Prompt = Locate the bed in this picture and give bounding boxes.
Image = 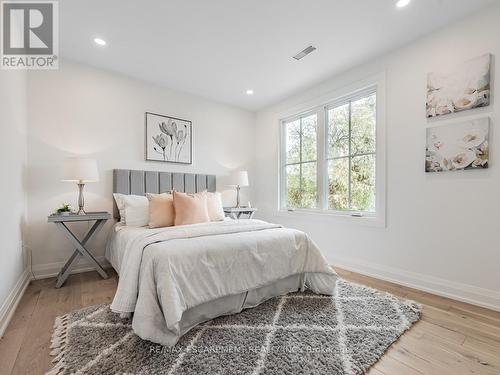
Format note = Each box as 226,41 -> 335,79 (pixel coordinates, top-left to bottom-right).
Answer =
106,169 -> 338,346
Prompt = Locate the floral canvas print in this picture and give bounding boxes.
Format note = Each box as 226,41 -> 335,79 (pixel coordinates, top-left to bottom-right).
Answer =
145,112 -> 192,164
426,118 -> 489,173
426,54 -> 491,118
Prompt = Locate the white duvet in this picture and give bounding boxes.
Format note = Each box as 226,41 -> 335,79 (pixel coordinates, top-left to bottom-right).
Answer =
109,219 -> 337,346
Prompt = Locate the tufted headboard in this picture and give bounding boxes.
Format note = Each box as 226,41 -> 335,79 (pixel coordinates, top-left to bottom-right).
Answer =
113,169 -> 216,218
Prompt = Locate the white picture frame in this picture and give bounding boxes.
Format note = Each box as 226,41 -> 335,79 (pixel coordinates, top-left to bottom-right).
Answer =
145,112 -> 192,164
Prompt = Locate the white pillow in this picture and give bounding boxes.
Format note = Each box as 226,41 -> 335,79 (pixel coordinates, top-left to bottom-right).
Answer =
113,193 -> 149,227
113,193 -> 126,224
205,191 -> 225,221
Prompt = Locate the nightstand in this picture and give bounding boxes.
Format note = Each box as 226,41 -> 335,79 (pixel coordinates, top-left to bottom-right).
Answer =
48,212 -> 110,288
223,207 -> 257,219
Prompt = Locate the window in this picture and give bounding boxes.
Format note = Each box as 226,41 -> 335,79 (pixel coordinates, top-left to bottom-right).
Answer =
327,92 -> 376,212
283,113 -> 318,209
280,84 -> 383,220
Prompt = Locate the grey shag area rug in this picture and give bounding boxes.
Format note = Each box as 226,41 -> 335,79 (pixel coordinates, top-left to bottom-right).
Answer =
47,279 -> 420,375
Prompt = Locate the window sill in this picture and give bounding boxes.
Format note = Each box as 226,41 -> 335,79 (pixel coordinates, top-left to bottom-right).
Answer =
274,209 -> 386,228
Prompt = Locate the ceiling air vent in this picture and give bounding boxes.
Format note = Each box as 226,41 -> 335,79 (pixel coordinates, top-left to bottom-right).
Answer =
292,45 -> 317,60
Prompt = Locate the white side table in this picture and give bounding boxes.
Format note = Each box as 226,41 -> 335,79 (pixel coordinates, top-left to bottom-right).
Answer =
223,207 -> 257,220
48,212 -> 110,288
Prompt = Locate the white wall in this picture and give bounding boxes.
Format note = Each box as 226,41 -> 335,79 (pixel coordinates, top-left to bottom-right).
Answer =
254,4 -> 500,310
26,61 -> 256,276
0,67 -> 28,329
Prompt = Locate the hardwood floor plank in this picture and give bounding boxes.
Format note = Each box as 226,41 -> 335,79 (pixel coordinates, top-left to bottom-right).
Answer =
0,327 -> 26,375
462,336 -> 500,362
384,343 -> 456,375
447,305 -> 500,328
373,353 -> 425,375
10,274 -> 83,375
408,320 -> 466,346
4,282 -> 41,334
0,279 -> 43,375
398,333 -> 500,375
80,270 -> 117,307
366,367 -> 386,375
403,290 -> 453,312
422,305 -> 500,345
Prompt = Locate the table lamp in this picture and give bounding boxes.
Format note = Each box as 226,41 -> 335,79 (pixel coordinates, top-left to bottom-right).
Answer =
228,170 -> 249,208
62,158 -> 99,215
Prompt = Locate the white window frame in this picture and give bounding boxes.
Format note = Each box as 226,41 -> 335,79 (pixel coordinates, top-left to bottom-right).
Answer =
278,73 -> 386,227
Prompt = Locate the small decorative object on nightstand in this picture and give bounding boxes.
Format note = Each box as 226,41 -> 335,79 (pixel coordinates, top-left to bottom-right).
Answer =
62,157 -> 99,215
227,170 -> 249,208
48,211 -> 110,288
55,202 -> 73,216
223,206 -> 257,220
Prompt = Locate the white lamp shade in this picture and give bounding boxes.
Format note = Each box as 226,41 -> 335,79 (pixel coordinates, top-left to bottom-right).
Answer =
62,158 -> 99,182
228,170 -> 249,187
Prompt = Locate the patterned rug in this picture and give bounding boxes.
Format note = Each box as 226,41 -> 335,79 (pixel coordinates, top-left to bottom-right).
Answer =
47,279 -> 420,375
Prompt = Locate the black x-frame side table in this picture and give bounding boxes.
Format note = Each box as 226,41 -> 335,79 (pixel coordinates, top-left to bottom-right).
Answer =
48,212 -> 110,288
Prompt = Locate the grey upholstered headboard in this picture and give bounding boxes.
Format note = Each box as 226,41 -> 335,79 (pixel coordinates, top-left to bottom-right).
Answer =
113,169 -> 216,218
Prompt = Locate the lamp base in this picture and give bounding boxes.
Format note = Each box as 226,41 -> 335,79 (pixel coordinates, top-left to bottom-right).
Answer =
235,185 -> 241,208
77,183 -> 86,215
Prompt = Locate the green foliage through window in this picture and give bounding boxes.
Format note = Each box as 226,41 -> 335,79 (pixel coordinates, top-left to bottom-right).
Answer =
284,114 -> 317,209
328,94 -> 376,212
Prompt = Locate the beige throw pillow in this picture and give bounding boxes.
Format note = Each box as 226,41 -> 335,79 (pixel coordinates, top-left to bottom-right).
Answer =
173,190 -> 210,226
146,192 -> 175,228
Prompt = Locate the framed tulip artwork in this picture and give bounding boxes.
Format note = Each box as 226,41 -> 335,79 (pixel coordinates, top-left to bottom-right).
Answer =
425,117 -> 489,173
145,112 -> 192,164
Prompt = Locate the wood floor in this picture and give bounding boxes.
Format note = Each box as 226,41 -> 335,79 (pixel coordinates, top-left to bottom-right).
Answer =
0,268 -> 499,375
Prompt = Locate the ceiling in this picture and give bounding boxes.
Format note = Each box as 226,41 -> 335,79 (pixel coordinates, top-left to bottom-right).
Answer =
60,0 -> 496,111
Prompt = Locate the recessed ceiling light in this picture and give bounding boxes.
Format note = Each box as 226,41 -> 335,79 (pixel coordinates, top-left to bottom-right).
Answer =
246,89 -> 254,95
396,0 -> 411,8
94,38 -> 107,46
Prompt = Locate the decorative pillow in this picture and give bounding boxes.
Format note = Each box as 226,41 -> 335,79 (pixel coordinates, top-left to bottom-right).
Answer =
112,193 -> 126,224
146,192 -> 175,228
112,193 -> 149,227
205,191 -> 225,221
173,190 -> 210,226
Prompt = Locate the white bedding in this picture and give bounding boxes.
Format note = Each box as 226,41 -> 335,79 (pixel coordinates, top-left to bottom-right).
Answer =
106,219 -> 337,346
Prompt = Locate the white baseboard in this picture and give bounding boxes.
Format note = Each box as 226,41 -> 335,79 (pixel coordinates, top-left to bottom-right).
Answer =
32,256 -> 111,280
331,255 -> 500,312
0,269 -> 31,338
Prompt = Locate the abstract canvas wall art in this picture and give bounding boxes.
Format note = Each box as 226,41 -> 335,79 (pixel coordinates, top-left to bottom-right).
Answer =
145,112 -> 192,164
426,54 -> 491,118
425,118 -> 489,173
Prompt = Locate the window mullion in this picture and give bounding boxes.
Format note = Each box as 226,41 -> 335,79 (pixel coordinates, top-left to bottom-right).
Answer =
348,101 -> 352,209
280,121 -> 286,210
317,108 -> 326,210
299,117 -> 303,207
